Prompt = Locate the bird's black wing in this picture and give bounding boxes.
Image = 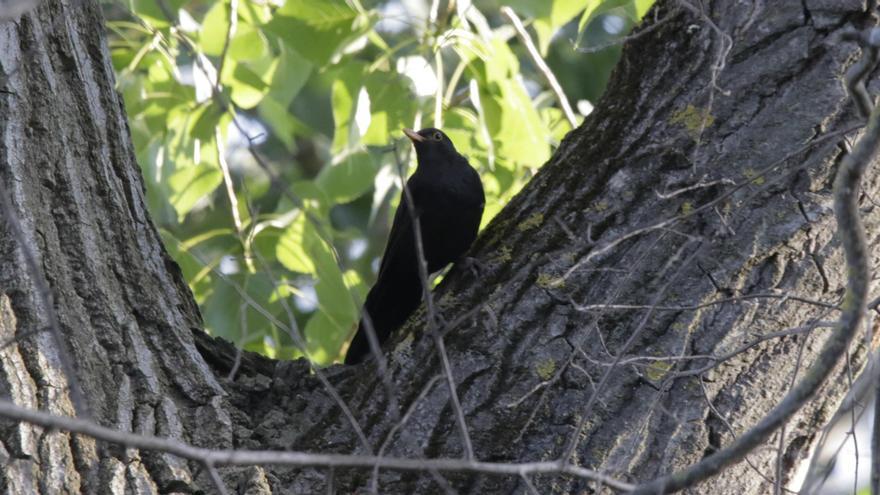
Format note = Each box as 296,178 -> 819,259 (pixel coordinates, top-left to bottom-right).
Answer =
344,181 -> 424,364
376,189 -> 418,281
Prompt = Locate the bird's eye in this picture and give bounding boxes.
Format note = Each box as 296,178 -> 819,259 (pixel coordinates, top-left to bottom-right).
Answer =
433,132 -> 442,141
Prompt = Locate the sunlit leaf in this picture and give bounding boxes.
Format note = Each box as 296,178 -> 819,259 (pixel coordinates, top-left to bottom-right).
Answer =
128,0 -> 186,28
635,0 -> 654,17
228,56 -> 279,109
229,23 -> 268,62
276,214 -> 316,274
578,0 -> 631,33
331,63 -> 417,151
264,0 -> 368,65
266,43 -> 312,106
167,140 -> 223,221
316,151 -> 379,204
304,311 -> 350,364
462,43 -> 546,181
200,1 -> 230,56
506,0 -> 593,54
258,96 -> 309,150
202,272 -> 288,346
275,211 -> 358,363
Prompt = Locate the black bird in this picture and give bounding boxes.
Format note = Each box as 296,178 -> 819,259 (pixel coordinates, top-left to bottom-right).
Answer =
344,128 -> 484,365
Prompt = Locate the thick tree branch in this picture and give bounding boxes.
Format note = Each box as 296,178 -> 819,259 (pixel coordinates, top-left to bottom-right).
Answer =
633,26 -> 880,494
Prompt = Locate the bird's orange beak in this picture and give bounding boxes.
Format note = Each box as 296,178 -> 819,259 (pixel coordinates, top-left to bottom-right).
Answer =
403,128 -> 424,143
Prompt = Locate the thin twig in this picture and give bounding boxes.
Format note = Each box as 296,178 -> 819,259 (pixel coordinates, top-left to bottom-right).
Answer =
575,6 -> 680,54
215,127 -> 243,235
434,50 -> 444,128
674,318 -> 834,379
501,6 -> 578,127
215,0 -> 237,85
654,178 -> 736,199
698,376 -> 781,488
371,375 -> 445,493
774,329 -> 809,495
559,124 -> 860,284
560,241 -> 701,463
570,292 -> 839,313
429,469 -> 458,495
0,398 -> 634,490
205,462 -> 230,495
872,369 -> 880,493
393,144 -> 475,461
179,244 -> 374,454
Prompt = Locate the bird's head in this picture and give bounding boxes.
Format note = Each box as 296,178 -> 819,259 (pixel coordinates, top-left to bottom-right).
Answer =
403,127 -> 459,163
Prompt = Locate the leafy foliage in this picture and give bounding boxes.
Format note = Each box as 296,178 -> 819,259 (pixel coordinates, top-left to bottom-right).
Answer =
104,0 -> 651,365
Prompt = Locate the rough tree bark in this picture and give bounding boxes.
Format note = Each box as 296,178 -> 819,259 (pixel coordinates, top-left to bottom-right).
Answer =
1,0 -> 879,493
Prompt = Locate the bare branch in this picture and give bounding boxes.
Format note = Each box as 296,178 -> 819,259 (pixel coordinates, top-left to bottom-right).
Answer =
176,244 -> 374,454
501,6 -> 578,128
872,358 -> 880,493
570,292 -> 839,313
205,462 -> 230,495
371,375 -> 445,493
560,240 -> 702,463
0,399 -> 634,491
392,144 -> 475,461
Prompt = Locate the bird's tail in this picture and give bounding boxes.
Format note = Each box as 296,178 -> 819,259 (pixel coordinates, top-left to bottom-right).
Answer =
344,272 -> 423,364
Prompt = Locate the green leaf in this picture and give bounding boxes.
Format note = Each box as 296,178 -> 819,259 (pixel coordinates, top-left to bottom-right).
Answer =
251,44 -> 312,151
200,1 -> 231,56
312,262 -> 357,358
202,7 -> 269,60
168,162 -> 223,221
228,56 -> 279,109
266,44 -> 312,106
443,107 -> 489,166
316,151 -> 378,203
190,103 -> 224,141
506,0 -> 593,54
329,63 -> 363,152
258,97 -> 309,150
635,0 -> 654,17
160,230 -> 210,304
578,0 -> 631,32
128,0 -> 186,28
288,180 -> 331,217
481,37 -> 519,83
361,72 -> 416,146
275,212 -> 358,362
264,0 -> 366,65
167,140 -> 223,221
202,272 -> 288,346
574,0 -> 655,49
229,23 -> 268,62
576,0 -> 645,48
304,311 -> 351,365
541,106 -> 574,143
330,64 -> 417,152
482,79 -> 551,169
276,214 -> 316,274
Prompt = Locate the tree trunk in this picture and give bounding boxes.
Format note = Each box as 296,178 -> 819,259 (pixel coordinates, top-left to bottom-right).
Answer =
1,0 -> 878,493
